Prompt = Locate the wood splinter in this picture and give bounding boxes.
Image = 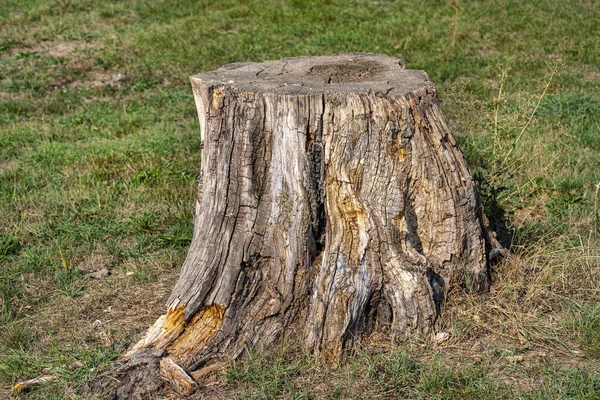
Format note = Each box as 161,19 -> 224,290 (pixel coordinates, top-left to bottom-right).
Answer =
9,375 -> 56,396
159,358 -> 198,395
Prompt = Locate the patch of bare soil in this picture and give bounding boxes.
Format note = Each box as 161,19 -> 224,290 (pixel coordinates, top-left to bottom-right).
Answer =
76,252 -> 115,274
2,39 -> 130,90
0,89 -> 28,103
1,40 -> 90,60
68,69 -> 126,90
0,160 -> 19,175
33,41 -> 91,59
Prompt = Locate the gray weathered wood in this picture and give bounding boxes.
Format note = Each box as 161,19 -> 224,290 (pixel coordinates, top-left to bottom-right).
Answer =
115,53 -> 502,397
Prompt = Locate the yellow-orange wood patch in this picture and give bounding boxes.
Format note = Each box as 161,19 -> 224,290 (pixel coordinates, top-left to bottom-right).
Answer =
167,304 -> 225,362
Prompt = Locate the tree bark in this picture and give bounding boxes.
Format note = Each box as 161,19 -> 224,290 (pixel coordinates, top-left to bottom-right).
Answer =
115,53 -> 502,398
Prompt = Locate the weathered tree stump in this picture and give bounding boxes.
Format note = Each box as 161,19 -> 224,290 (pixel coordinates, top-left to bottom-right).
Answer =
115,53 -> 502,398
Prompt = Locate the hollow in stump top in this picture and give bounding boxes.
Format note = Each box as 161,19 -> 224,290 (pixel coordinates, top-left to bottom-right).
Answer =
191,53 -> 432,97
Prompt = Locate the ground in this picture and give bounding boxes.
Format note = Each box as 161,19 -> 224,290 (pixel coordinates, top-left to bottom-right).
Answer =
0,0 -> 599,399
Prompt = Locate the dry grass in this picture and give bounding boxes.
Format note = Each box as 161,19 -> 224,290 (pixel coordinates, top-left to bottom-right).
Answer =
448,234 -> 600,349
0,254 -> 181,399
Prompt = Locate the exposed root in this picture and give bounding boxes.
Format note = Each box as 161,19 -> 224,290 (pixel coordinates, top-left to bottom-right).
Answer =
116,304 -> 225,397
113,350 -> 164,400
190,362 -> 225,382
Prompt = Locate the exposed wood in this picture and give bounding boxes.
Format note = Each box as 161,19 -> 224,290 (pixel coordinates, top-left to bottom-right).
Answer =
121,304 -> 224,362
9,375 -> 55,395
189,362 -> 224,382
116,53 -> 503,396
159,357 -> 198,395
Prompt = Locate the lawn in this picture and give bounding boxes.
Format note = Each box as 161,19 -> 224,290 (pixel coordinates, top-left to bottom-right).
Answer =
0,0 -> 599,398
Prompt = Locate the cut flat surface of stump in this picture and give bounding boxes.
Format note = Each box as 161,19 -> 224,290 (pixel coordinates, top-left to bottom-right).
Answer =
115,53 -> 501,398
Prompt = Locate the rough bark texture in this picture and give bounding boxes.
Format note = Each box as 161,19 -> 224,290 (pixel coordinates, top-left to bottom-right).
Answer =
115,53 -> 502,398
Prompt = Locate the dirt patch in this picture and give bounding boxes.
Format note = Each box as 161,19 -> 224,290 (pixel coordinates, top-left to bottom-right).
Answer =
76,251 -> 115,274
0,160 -> 19,175
584,70 -> 600,83
18,266 -> 180,391
0,39 -> 122,90
2,39 -> 135,91
67,69 -> 130,90
1,40 -> 91,60
0,90 -> 28,103
36,41 -> 90,59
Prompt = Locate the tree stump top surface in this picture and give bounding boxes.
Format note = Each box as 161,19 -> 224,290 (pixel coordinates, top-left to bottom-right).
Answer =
191,53 -> 432,96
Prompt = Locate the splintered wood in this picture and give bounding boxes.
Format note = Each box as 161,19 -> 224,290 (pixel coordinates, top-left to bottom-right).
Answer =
10,375 -> 56,395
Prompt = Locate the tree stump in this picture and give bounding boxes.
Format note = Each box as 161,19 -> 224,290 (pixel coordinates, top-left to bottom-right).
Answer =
115,53 -> 502,398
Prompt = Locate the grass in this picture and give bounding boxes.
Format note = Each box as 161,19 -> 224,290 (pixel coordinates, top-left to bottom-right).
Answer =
0,0 -> 599,398
221,344 -> 600,399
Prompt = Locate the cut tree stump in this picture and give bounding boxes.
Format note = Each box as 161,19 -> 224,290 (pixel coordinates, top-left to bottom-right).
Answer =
115,53 -> 504,398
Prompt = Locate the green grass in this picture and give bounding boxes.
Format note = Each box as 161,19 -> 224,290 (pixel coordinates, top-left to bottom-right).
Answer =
569,305 -> 600,359
224,345 -> 600,399
0,0 -> 599,398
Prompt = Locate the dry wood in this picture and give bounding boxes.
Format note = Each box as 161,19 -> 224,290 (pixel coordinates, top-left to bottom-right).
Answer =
115,53 -> 503,397
189,362 -> 224,382
159,357 -> 198,395
9,375 -> 55,395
